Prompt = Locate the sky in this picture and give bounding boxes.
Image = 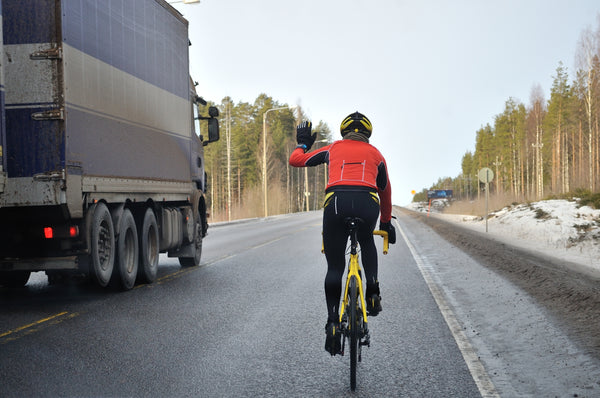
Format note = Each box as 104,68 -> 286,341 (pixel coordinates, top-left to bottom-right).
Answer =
171,0 -> 600,206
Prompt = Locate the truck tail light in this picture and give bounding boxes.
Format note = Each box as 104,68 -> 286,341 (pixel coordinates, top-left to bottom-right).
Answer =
44,227 -> 54,239
43,226 -> 79,239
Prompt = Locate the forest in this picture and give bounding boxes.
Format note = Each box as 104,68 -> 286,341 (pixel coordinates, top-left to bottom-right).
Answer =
201,94 -> 333,222
205,20 -> 600,221
415,20 -> 600,210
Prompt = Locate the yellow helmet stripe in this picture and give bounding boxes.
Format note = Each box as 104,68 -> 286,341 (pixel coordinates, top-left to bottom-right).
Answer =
340,117 -> 354,131
360,119 -> 372,131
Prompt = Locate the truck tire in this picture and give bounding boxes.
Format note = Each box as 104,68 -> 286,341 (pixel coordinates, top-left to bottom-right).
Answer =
112,209 -> 139,291
89,203 -> 115,288
0,271 -> 31,288
137,207 -> 159,283
178,215 -> 202,267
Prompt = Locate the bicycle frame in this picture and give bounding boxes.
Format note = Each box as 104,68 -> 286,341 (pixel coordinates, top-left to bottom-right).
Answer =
320,227 -> 389,325
340,249 -> 367,325
338,229 -> 388,325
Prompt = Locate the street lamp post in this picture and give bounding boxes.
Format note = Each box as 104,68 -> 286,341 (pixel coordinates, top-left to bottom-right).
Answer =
262,106 -> 293,217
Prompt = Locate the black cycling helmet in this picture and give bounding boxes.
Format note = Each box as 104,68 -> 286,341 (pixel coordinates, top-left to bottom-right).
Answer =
340,112 -> 373,137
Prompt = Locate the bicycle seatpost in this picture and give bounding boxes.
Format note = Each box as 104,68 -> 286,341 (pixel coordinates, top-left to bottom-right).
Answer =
345,217 -> 360,255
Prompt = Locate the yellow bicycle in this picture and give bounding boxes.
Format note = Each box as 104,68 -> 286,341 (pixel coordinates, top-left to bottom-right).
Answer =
322,217 -> 389,391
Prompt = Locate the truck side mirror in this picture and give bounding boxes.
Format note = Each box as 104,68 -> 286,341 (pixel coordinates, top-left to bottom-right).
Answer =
204,118 -> 219,146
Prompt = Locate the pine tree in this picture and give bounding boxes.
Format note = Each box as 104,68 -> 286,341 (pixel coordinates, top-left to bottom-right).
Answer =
544,62 -> 573,194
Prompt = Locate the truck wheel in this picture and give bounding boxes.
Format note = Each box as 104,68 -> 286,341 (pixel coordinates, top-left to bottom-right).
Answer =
112,209 -> 139,290
90,203 -> 115,288
0,271 -> 31,288
178,216 -> 202,267
137,207 -> 159,283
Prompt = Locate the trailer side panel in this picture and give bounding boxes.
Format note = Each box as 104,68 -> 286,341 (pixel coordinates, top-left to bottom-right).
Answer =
61,0 -> 194,181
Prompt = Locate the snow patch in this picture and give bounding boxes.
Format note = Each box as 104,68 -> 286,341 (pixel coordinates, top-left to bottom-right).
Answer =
404,199 -> 600,272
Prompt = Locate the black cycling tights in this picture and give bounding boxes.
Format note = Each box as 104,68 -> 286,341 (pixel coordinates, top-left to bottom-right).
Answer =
322,190 -> 380,323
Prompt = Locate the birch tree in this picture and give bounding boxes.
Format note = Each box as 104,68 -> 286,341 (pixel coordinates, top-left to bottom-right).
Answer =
575,25 -> 599,191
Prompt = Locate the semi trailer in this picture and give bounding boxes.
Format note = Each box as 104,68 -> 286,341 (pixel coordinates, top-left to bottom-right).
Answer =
0,0 -> 219,290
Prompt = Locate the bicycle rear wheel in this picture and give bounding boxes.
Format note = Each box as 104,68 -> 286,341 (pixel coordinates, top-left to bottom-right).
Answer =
349,275 -> 359,391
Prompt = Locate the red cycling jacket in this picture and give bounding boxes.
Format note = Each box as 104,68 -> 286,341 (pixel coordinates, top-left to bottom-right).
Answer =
289,139 -> 392,223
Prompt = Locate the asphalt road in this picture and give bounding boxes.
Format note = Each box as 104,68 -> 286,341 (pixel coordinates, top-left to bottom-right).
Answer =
1,209 -> 481,397
3,208 -> 598,397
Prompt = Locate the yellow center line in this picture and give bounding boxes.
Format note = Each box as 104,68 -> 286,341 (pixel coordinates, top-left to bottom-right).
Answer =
0,311 -> 69,338
249,236 -> 285,250
156,266 -> 196,284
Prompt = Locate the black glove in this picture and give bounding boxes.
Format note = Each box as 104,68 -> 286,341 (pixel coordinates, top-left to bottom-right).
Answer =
296,121 -> 316,151
379,221 -> 396,244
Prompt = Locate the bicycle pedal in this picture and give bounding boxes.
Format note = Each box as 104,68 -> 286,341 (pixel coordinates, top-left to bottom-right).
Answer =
361,335 -> 371,347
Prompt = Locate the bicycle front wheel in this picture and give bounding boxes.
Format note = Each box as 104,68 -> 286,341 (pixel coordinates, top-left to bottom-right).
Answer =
349,275 -> 359,391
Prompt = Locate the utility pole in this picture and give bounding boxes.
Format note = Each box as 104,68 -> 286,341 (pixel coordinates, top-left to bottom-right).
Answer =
210,172 -> 214,221
286,145 -> 291,213
493,156 -> 502,196
304,168 -> 310,211
226,101 -> 232,221
532,142 -> 543,199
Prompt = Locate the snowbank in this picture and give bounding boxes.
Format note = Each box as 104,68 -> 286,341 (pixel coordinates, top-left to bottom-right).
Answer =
404,200 -> 600,273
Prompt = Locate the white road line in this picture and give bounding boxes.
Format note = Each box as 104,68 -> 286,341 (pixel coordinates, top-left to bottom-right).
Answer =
395,219 -> 500,398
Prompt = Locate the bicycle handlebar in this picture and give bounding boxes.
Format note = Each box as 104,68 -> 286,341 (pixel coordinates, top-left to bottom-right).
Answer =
372,230 -> 389,254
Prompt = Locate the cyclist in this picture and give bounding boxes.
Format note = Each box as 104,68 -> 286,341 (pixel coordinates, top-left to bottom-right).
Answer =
289,112 -> 396,356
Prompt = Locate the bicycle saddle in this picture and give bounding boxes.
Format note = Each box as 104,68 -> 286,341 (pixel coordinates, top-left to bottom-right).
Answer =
344,217 -> 364,230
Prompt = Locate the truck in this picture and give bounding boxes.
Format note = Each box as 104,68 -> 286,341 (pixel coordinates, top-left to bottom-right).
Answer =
0,0 -> 219,290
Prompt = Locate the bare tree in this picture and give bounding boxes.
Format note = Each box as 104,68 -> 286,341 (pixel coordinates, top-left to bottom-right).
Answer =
575,25 -> 599,191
